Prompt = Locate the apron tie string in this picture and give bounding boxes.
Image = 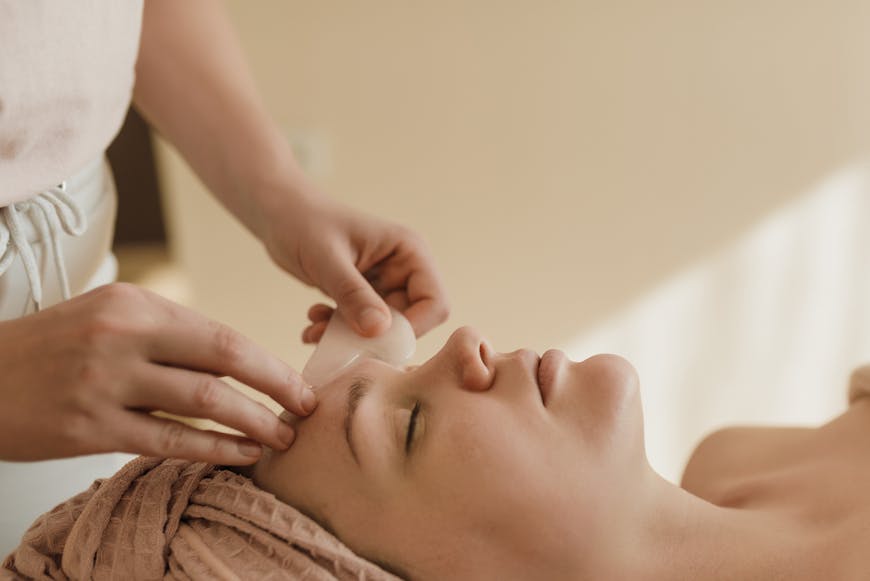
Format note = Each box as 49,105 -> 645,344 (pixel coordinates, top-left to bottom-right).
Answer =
0,182 -> 88,311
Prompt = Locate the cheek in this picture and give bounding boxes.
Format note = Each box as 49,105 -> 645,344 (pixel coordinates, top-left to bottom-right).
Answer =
378,408 -> 598,571
412,403 -> 563,528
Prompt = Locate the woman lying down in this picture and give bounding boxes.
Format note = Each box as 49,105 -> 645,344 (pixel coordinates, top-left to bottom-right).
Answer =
5,326 -> 870,580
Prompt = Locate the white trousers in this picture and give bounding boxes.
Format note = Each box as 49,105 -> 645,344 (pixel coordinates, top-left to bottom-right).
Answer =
0,156 -> 135,555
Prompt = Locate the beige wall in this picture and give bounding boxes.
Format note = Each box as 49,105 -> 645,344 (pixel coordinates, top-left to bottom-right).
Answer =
155,1 -> 870,476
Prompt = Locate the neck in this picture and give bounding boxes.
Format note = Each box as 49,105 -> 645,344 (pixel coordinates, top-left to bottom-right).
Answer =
577,469 -> 822,581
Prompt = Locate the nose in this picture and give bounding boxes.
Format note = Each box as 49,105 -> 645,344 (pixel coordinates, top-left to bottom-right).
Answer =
437,326 -> 495,391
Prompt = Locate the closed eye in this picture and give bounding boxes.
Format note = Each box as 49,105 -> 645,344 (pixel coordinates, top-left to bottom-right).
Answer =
405,401 -> 421,453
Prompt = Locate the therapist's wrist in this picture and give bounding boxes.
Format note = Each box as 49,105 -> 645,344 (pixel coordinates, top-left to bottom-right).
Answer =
248,166 -> 338,262
213,117 -> 322,240
240,149 -> 327,243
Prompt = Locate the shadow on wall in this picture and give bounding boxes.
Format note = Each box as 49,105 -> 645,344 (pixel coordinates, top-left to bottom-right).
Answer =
563,158 -> 870,483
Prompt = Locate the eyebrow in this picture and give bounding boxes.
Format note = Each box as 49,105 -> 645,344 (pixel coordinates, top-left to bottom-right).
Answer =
344,376 -> 372,466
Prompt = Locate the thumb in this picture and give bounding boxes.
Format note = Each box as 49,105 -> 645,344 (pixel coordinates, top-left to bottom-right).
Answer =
320,258 -> 392,337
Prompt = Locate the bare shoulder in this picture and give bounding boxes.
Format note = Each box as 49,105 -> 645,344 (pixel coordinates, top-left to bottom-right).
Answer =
681,425 -> 814,502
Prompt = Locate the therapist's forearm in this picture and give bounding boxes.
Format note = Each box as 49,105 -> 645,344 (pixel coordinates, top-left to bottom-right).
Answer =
133,0 -> 318,239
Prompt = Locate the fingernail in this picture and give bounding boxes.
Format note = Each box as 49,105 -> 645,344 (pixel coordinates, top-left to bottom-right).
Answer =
301,387 -> 318,414
278,421 -> 295,446
239,441 -> 262,457
359,307 -> 387,333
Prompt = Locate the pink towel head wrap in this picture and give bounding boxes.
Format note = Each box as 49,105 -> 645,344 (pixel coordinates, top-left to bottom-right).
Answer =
2,456 -> 401,580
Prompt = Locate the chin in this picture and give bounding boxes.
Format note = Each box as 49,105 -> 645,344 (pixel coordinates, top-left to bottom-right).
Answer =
579,353 -> 639,389
567,353 -> 642,431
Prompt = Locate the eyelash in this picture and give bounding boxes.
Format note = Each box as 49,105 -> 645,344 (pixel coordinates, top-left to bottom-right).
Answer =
404,401 -> 422,454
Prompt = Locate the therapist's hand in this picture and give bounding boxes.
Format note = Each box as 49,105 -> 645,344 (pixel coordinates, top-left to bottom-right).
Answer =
0,283 -> 315,464
262,196 -> 450,344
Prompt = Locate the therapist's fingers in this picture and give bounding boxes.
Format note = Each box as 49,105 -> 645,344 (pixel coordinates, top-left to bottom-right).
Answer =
302,322 -> 328,344
143,295 -> 317,417
114,411 -> 265,465
129,364 -> 296,451
301,304 -> 332,343
365,241 -> 449,338
302,303 -> 334,343
307,303 -> 334,324
315,248 -> 393,338
384,235 -> 450,337
383,291 -> 410,312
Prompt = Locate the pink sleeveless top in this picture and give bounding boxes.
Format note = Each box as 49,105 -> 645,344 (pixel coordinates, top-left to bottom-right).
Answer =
0,1 -> 143,204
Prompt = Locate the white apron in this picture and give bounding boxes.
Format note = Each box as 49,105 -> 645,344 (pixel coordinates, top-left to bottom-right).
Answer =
0,156 -> 136,555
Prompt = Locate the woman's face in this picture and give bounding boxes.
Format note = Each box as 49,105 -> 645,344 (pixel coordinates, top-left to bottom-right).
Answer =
253,327 -> 648,579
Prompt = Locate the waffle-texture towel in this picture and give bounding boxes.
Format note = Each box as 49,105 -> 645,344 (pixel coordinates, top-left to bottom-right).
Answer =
2,456 -> 399,580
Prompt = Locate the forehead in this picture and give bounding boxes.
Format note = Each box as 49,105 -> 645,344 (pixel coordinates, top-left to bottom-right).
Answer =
268,359 -> 402,475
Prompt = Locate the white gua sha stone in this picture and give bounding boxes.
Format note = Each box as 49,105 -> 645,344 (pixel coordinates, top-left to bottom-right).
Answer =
302,306 -> 416,388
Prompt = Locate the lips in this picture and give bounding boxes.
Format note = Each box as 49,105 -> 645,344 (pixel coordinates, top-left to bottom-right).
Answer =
537,349 -> 564,405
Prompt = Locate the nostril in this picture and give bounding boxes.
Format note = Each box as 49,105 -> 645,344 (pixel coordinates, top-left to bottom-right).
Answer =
445,327 -> 495,390
461,339 -> 495,391
479,339 -> 494,367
